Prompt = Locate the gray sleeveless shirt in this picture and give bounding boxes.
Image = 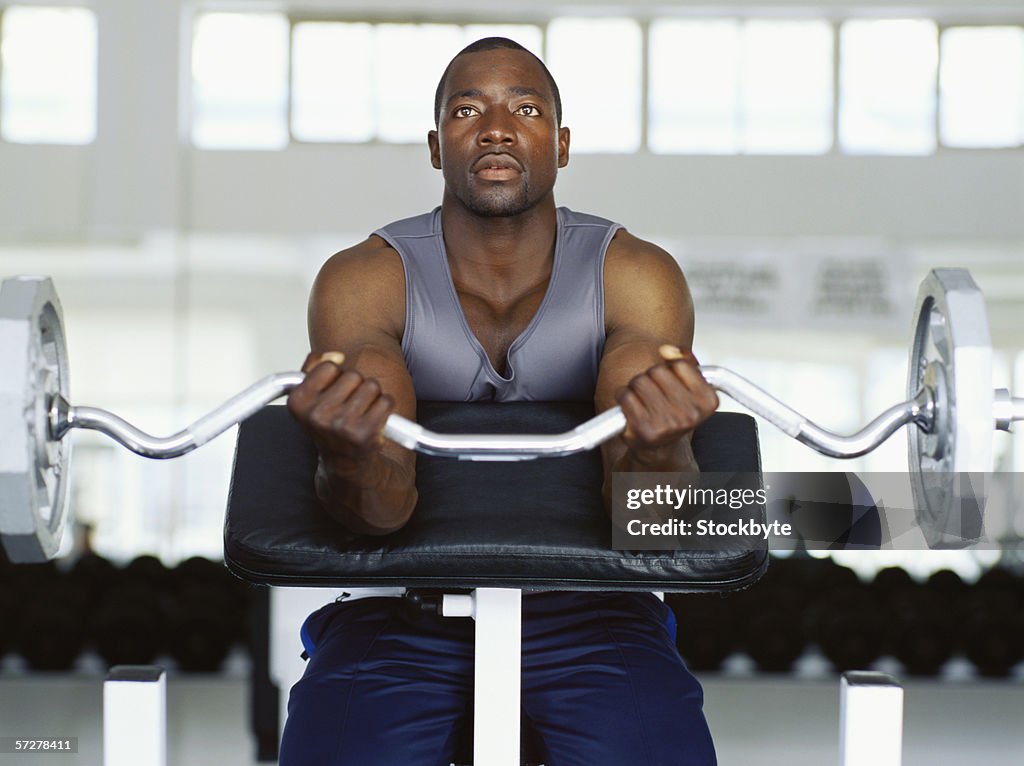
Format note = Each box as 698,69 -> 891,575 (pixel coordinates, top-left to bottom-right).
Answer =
373,207 -> 622,402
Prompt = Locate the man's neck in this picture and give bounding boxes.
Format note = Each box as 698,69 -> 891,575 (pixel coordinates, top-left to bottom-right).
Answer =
440,195 -> 558,303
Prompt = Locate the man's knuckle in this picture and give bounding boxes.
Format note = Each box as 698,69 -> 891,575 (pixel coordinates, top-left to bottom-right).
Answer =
648,365 -> 669,381
308,408 -> 334,432
286,390 -> 306,414
339,370 -> 363,387
636,423 -> 657,441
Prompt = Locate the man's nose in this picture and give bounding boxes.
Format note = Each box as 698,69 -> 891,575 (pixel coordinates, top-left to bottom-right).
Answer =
477,109 -> 516,145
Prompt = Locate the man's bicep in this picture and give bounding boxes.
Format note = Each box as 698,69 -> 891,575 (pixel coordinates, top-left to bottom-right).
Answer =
306,243 -> 416,419
596,241 -> 699,477
596,235 -> 695,410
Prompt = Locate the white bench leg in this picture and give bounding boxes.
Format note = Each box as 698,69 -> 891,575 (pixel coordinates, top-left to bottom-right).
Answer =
103,665 -> 167,766
445,587 -> 522,766
840,671 -> 903,766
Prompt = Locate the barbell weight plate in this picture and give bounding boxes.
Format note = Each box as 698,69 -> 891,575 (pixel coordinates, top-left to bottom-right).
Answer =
907,268 -> 993,548
0,276 -> 71,563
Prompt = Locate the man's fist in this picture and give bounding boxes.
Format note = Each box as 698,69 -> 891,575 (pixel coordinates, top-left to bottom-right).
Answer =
287,351 -> 395,464
616,345 -> 719,457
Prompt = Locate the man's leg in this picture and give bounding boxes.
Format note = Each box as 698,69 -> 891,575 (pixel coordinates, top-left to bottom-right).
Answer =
522,591 -> 716,766
279,597 -> 474,766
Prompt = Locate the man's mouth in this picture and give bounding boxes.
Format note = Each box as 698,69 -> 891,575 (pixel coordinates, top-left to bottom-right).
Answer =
472,154 -> 522,180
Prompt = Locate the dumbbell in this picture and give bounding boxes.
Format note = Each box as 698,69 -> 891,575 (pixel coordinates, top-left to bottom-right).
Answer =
15,567 -> 90,671
91,555 -> 170,667
960,567 -> 1024,677
873,567 -> 956,677
165,557 -> 245,672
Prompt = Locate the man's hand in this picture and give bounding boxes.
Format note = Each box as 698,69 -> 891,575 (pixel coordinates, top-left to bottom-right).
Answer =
285,350 -> 416,534
294,240 -> 416,534
287,351 -> 395,469
616,345 -> 719,466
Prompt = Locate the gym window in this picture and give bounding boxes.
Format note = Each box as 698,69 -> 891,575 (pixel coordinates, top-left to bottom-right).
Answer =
940,26 -> 1024,148
649,19 -> 833,155
191,12 -> 290,150
186,12 -> 1024,157
191,14 -> 547,150
289,22 -> 374,143
838,19 -> 939,155
290,22 -> 544,144
545,17 -> 643,153
0,5 -> 97,145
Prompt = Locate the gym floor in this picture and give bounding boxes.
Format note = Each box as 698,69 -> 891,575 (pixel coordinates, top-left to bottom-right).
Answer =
1,655 -> 1021,765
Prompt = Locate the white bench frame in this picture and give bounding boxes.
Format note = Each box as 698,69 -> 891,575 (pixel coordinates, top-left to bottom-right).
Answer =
102,589 -> 904,766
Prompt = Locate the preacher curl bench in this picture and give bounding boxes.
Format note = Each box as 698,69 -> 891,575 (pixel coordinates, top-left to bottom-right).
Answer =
217,401 -> 901,766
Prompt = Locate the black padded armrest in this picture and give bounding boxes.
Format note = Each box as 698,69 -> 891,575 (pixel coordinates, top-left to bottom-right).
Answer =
224,403 -> 767,593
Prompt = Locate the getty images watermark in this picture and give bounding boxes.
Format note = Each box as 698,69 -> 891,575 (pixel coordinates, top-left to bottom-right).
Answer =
620,482 -> 790,541
610,471 -> 1023,551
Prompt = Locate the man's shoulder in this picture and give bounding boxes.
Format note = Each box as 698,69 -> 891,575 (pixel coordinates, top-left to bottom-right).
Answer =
310,236 -> 406,337
603,229 -> 692,332
604,228 -> 680,278
320,235 -> 404,287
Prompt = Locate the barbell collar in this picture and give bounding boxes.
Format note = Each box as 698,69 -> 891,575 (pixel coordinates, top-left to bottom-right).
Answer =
993,389 -> 1024,432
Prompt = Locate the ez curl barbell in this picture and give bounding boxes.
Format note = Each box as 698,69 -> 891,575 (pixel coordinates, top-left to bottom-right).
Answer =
1,269 -> 1021,563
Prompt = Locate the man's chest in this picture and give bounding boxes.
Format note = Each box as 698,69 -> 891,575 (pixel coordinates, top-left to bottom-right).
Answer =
455,284 -> 548,375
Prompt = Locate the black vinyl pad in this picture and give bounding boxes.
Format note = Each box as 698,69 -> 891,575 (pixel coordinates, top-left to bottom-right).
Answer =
224,403 -> 767,592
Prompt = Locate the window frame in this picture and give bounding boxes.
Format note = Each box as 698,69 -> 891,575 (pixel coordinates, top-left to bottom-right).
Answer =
282,13 -> 550,148
176,9 -> 1024,157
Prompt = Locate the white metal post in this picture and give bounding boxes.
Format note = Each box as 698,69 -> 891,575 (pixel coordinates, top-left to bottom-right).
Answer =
840,671 -> 903,766
103,665 -> 167,766
461,587 -> 522,766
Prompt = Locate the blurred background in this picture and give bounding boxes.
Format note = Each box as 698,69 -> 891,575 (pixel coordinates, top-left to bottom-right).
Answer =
1,1 -> 1023,763
1,0 -> 1022,566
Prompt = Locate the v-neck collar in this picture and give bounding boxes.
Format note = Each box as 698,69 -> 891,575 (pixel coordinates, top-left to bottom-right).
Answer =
432,207 -> 564,384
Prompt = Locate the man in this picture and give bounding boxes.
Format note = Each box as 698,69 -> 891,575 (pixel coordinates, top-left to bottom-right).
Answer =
283,37 -> 719,765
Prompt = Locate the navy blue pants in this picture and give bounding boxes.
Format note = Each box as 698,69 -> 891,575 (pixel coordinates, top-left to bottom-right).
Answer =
279,591 -> 716,766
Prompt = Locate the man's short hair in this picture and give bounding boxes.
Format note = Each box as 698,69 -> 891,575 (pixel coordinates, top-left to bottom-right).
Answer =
433,37 -> 563,127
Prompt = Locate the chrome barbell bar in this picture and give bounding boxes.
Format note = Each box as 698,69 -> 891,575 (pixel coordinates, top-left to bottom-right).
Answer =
4,269 -> 1023,563
46,366 -> 1022,463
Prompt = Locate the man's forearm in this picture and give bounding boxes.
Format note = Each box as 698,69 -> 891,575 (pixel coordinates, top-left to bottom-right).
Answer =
602,438 -> 700,509
315,453 -> 417,535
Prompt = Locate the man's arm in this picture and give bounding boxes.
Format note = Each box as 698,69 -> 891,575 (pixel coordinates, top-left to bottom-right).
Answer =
286,236 -> 418,535
596,230 -> 719,505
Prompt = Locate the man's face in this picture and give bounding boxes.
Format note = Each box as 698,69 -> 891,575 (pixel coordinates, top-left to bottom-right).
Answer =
428,48 -> 570,217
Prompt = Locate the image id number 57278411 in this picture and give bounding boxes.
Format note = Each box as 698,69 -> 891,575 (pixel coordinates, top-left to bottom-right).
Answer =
0,738 -> 78,753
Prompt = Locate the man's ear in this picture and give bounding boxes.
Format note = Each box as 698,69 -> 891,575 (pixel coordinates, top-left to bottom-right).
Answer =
557,126 -> 570,168
428,130 -> 441,169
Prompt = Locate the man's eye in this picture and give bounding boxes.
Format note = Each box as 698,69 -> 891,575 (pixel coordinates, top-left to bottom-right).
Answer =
517,105 -> 539,116
454,106 -> 477,118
